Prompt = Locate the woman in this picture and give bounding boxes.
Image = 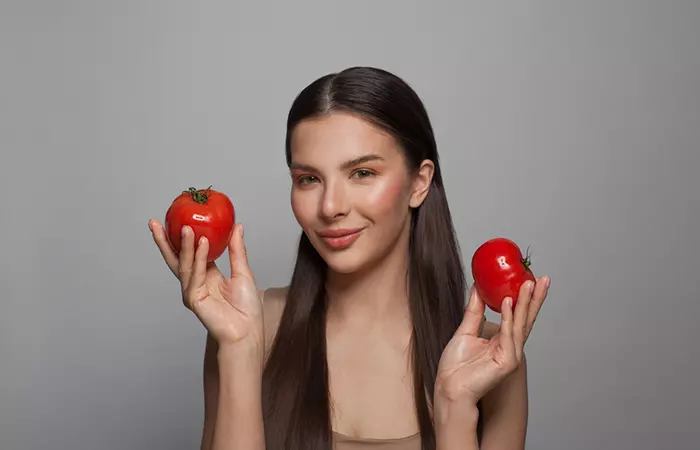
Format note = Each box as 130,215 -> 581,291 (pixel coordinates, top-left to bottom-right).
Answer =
149,66 -> 550,450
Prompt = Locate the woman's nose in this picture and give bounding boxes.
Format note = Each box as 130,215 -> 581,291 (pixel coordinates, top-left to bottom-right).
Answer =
319,180 -> 350,221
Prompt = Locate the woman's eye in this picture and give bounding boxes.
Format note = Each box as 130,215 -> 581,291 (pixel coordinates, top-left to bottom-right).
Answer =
351,169 -> 375,179
297,175 -> 318,185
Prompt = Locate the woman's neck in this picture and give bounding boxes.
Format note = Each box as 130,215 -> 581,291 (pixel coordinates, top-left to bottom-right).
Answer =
325,231 -> 412,329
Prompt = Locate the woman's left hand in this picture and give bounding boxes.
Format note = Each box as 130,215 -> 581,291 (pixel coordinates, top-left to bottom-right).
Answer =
435,276 -> 550,406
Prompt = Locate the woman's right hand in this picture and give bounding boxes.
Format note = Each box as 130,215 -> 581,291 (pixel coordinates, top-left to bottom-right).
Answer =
148,219 -> 264,355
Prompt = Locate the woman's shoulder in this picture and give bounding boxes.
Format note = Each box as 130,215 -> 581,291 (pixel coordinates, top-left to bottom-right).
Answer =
260,285 -> 290,312
260,285 -> 290,356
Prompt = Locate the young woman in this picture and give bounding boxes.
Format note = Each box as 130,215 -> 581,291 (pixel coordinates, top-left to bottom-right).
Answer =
149,66 -> 550,450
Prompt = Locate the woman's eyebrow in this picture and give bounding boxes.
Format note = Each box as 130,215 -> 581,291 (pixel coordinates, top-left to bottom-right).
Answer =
339,154 -> 384,170
290,154 -> 385,172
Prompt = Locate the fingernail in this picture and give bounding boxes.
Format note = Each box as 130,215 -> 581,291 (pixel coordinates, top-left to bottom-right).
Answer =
240,223 -> 244,237
545,276 -> 551,288
529,281 -> 535,294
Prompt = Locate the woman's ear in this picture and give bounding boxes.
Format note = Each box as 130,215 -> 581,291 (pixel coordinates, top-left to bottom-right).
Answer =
409,159 -> 435,208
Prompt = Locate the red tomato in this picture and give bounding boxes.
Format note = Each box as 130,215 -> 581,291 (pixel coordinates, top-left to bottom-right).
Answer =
471,238 -> 536,313
165,186 -> 235,263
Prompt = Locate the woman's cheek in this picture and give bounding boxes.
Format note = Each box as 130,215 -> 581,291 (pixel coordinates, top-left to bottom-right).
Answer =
363,176 -> 408,214
290,189 -> 315,227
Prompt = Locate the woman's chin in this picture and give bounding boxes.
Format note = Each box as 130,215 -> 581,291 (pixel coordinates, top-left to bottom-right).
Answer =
321,250 -> 367,275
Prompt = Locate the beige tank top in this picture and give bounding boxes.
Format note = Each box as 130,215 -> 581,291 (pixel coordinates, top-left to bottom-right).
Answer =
333,431 -> 421,450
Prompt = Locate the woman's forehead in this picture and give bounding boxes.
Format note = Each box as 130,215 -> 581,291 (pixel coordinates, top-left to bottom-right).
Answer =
290,112 -> 401,165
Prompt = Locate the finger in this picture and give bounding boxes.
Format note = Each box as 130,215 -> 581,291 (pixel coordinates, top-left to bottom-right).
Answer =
228,223 -> 256,283
178,226 -> 195,292
457,285 -> 486,336
513,280 -> 535,354
499,297 -> 519,365
149,219 -> 179,277
525,276 -> 550,340
186,235 -> 209,308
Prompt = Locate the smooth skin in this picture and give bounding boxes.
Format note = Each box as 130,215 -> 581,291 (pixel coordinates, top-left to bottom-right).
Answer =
149,112 -> 550,450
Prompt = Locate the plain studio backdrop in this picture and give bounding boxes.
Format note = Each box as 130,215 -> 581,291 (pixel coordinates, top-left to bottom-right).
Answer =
1,1 -> 699,449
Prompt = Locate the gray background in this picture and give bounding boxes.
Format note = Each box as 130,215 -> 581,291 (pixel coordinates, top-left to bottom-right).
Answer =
1,1 -> 699,449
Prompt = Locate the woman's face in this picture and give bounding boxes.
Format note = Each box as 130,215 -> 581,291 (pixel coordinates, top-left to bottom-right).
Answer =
289,111 -> 433,274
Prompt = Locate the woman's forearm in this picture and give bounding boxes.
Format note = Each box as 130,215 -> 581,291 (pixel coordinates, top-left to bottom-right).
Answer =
211,343 -> 265,450
434,398 -> 480,450
479,358 -> 528,450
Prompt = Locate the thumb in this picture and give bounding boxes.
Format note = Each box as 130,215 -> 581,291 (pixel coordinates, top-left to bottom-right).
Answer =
457,285 -> 485,336
228,223 -> 255,282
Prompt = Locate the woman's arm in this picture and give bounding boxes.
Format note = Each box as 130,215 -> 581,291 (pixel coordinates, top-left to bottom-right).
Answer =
434,357 -> 527,450
210,342 -> 265,450
433,276 -> 543,450
201,288 -> 283,450
479,355 -> 528,450
200,333 -> 219,450
477,320 -> 529,449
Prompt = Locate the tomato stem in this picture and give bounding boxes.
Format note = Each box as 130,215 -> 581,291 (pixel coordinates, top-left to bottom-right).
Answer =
522,245 -> 532,269
187,185 -> 213,204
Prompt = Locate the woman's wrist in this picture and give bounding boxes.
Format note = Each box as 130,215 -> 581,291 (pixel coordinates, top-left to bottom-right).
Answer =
216,340 -> 264,404
434,395 -> 480,450
217,336 -> 264,370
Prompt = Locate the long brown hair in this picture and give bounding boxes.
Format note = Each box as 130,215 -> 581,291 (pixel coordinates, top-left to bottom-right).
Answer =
262,67 -> 474,450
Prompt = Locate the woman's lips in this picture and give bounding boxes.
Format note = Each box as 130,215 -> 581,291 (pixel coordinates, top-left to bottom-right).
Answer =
317,228 -> 364,249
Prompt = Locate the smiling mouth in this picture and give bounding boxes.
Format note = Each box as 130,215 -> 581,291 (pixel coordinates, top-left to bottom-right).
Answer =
317,228 -> 364,249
